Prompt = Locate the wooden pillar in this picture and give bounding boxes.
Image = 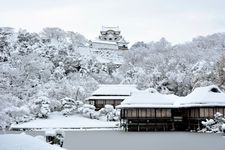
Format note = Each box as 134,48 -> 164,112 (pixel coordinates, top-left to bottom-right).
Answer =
172,122 -> 175,131
197,120 -> 200,130
138,123 -> 140,132
188,120 -> 191,130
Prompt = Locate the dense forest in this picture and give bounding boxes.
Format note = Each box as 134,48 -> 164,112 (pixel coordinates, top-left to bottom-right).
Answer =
0,27 -> 225,129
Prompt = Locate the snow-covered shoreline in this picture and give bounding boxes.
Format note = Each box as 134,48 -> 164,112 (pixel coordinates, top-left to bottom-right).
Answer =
10,112 -> 119,130
0,133 -> 66,150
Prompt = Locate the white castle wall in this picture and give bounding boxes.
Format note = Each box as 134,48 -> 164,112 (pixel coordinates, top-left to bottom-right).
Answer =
92,42 -> 118,50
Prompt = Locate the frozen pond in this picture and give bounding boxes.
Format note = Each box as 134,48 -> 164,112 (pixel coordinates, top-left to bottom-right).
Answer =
64,131 -> 225,150
1,131 -> 225,150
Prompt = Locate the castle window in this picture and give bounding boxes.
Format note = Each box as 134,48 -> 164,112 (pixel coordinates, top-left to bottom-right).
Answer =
115,38 -> 117,40
104,38 -> 107,40
109,38 -> 112,41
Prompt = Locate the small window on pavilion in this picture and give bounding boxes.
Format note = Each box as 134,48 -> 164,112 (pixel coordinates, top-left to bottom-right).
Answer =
115,38 -> 117,40
104,38 -> 107,40
109,38 -> 112,41
210,87 -> 220,93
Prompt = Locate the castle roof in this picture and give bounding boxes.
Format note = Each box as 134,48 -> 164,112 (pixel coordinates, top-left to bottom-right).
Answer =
101,26 -> 120,32
90,38 -> 117,45
90,37 -> 128,45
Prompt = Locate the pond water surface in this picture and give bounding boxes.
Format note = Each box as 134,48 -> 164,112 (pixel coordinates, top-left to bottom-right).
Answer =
1,131 -> 225,150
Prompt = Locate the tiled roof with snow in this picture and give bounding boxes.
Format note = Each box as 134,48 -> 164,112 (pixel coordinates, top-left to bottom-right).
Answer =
117,88 -> 176,108
116,85 -> 225,108
92,84 -> 137,96
88,96 -> 128,100
180,85 -> 225,107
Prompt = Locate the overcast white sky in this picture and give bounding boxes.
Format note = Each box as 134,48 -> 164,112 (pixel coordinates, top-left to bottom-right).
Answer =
1,0 -> 225,44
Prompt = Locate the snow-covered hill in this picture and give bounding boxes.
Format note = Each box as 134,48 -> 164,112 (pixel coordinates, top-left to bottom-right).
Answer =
0,27 -> 225,129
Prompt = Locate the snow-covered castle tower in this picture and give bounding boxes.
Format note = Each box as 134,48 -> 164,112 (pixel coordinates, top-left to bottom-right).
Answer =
89,26 -> 129,50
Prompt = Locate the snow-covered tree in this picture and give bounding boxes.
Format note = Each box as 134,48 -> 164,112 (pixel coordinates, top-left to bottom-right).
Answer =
30,96 -> 50,118
200,112 -> 225,133
61,97 -> 83,116
79,104 -> 96,119
216,56 -> 225,87
99,105 -> 120,121
0,27 -> 15,62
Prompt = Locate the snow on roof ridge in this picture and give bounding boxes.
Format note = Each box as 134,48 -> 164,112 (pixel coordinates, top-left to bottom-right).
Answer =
121,89 -> 175,106
180,85 -> 225,105
189,85 -> 217,91
101,26 -> 120,31
92,84 -> 138,96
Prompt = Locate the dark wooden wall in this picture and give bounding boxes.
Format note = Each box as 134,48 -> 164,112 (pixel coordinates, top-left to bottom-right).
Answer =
120,106 -> 225,131
121,108 -> 172,119
90,99 -> 123,110
187,107 -> 225,118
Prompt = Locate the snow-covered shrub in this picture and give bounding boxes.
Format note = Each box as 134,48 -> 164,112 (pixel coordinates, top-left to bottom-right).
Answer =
45,129 -> 64,147
222,124 -> 225,132
0,111 -> 12,129
30,96 -> 50,118
48,99 -> 62,112
200,112 -> 225,133
0,93 -> 33,129
40,101 -> 50,119
78,104 -> 97,119
0,105 -> 33,130
77,104 -> 120,121
4,106 -> 32,123
61,97 -> 84,116
61,97 -> 76,116
99,105 -> 120,121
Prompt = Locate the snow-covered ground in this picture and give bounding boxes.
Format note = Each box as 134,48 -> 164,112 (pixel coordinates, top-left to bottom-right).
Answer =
10,112 -> 119,130
0,133 -> 66,150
